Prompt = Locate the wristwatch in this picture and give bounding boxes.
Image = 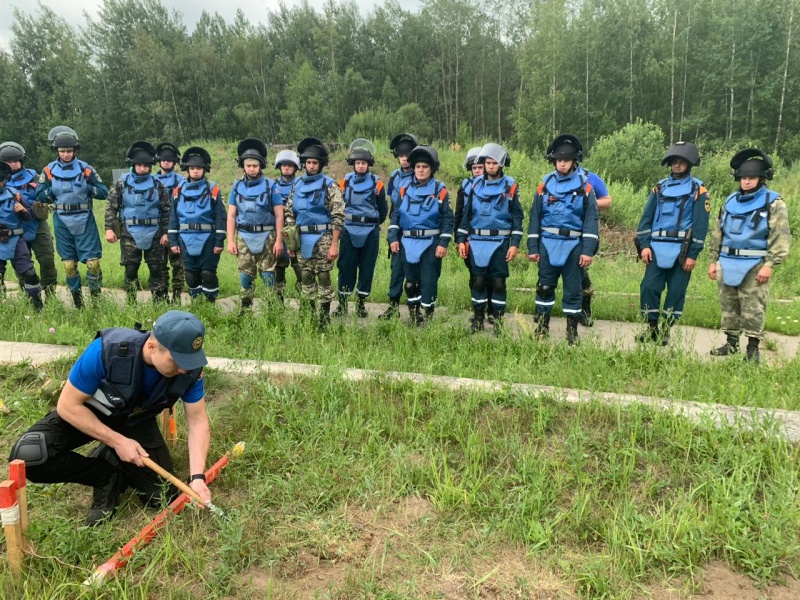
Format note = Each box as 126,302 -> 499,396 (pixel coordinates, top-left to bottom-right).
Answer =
189,473 -> 206,483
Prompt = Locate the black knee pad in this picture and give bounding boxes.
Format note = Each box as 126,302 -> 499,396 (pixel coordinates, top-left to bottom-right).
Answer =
147,263 -> 164,280
21,268 -> 40,287
318,271 -> 331,287
185,271 -> 200,289
200,270 -> 218,287
300,269 -> 315,286
124,264 -> 140,282
536,283 -> 556,301
473,275 -> 488,293
492,277 -> 506,295
582,270 -> 592,290
9,431 -> 49,466
404,280 -> 420,297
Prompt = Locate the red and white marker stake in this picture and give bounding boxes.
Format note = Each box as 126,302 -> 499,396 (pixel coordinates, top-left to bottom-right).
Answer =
0,480 -> 24,579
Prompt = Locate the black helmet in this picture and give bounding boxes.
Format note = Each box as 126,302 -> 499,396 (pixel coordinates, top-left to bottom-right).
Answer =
180,146 -> 212,172
347,138 -> 376,166
0,161 -> 11,182
155,142 -> 181,163
0,142 -> 26,165
407,145 -> 440,173
237,138 -> 268,168
546,133 -> 583,163
661,141 -> 701,167
297,137 -> 329,168
389,133 -> 419,158
125,140 -> 157,166
731,148 -> 774,181
49,125 -> 80,152
48,125 -> 78,143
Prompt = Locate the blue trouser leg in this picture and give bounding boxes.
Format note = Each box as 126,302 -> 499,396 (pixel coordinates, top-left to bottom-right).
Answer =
413,243 -> 442,308
337,230 -> 358,295
640,261 -> 668,322
470,240 -> 511,313
388,248 -> 405,300
662,263 -> 693,320
537,245 -> 582,316
356,228 -> 379,298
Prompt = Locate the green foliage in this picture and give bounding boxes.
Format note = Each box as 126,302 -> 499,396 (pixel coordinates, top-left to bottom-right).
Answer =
343,103 -> 434,143
583,120 -> 666,189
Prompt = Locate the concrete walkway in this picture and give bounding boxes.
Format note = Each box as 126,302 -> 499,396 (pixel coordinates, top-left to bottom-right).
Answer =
2,338 -> 800,443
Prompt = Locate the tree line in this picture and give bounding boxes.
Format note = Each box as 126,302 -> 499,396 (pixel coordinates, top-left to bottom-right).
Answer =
1,0 -> 799,174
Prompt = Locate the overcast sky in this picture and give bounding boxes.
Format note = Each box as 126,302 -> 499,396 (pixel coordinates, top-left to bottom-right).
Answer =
0,0 -> 422,51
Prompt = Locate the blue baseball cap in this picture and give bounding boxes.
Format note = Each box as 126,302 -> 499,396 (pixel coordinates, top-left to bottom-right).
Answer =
152,311 -> 208,370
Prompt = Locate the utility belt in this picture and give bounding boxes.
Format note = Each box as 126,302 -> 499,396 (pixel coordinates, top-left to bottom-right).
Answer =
238,223 -> 275,233
179,223 -> 214,231
402,229 -> 440,237
0,226 -> 23,243
720,245 -> 768,257
470,228 -> 511,236
542,227 -> 581,238
652,229 -> 690,239
125,218 -> 159,226
298,224 -> 332,233
346,215 -> 380,224
55,203 -> 90,211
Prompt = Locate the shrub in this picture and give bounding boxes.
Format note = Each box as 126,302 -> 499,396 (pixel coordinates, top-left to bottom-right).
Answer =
584,120 -> 666,190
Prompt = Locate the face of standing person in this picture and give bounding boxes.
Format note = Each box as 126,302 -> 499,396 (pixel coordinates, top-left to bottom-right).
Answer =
398,154 -> 410,170
280,164 -> 297,180
354,160 -> 369,175
160,160 -> 175,172
188,166 -> 205,181
6,160 -> 22,173
414,162 -> 432,184
58,148 -> 75,162
740,176 -> 761,193
470,163 -> 485,178
483,159 -> 501,179
243,159 -> 262,179
555,159 -> 576,176
670,158 -> 690,177
304,159 -> 320,176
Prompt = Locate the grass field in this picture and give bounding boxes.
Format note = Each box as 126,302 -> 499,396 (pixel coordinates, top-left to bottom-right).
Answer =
1,140 -> 799,598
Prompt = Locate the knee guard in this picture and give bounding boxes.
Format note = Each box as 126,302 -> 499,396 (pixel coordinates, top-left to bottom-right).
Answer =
147,262 -> 164,281
260,271 -> 276,288
300,269 -> 315,286
63,259 -> 79,277
404,280 -> 420,300
185,270 -> 200,290
21,268 -> 40,288
536,283 -> 556,301
201,270 -> 219,290
492,277 -> 506,295
473,275 -> 488,293
8,431 -> 48,467
318,271 -> 331,288
86,258 -> 102,275
124,264 -> 140,282
239,272 -> 254,290
582,284 -> 594,297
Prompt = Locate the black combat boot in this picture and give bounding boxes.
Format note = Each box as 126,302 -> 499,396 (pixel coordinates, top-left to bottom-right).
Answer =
493,312 -> 505,336
422,306 -> 435,326
579,293 -> 594,327
239,297 -> 253,316
85,445 -> 126,527
319,302 -> 331,330
470,306 -> 485,333
71,289 -> 84,309
710,334 -> 739,356
152,290 -> 169,303
408,303 -> 422,327
566,316 -> 580,346
332,293 -> 348,318
356,297 -> 368,318
172,290 -> 182,305
125,279 -> 140,305
745,337 -> 760,364
30,293 -> 44,312
636,320 -> 659,343
379,298 -> 401,321
534,312 -> 550,338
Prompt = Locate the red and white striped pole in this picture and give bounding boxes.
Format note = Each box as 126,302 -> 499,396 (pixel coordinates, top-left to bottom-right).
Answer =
8,460 -> 28,537
0,480 -> 24,579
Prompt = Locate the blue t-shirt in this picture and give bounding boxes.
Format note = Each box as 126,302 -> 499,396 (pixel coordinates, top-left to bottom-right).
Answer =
583,170 -> 609,198
69,338 -> 205,403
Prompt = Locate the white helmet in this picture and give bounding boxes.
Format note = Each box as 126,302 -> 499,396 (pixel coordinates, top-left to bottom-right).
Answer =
274,150 -> 301,170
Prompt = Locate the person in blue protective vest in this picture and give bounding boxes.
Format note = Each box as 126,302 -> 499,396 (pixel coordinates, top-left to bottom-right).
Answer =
457,143 -> 523,334
284,137 -> 345,329
37,126 -> 108,308
635,142 -> 709,345
0,142 -> 58,298
454,147 -> 484,308
226,138 -> 284,313
388,145 -> 454,326
334,139 -> 387,318
167,147 -> 226,303
527,136 -> 599,345
379,132 -> 419,320
0,161 -> 44,310
707,149 -> 791,364
154,143 -> 187,305
8,311 -> 213,526
273,150 -> 302,303
104,141 -> 171,303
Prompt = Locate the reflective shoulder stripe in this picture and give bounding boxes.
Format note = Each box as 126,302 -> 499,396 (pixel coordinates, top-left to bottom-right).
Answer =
211,185 -> 220,198
537,182 -> 544,195
399,187 -> 406,199
84,168 -> 92,178
585,183 -> 593,195
699,185 -> 708,196
43,166 -> 52,179
509,182 -> 518,197
338,178 -> 346,192
375,179 -> 384,193
437,186 -> 447,202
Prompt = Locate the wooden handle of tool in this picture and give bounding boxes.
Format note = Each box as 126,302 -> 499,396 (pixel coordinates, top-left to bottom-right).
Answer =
139,455 -> 207,507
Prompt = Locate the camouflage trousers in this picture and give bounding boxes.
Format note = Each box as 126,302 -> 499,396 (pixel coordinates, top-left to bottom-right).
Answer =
237,232 -> 279,301
276,247 -> 302,295
27,220 -> 58,292
165,245 -> 186,294
297,232 -> 335,303
120,236 -> 168,298
717,261 -> 770,340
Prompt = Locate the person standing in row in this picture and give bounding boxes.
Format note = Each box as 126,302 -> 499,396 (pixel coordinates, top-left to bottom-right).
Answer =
334,139 -> 387,318
226,138 -> 284,313
105,141 -> 171,303
388,145 -> 454,326
0,142 -> 57,298
273,150 -> 302,304
528,135 -> 599,345
153,143 -> 187,305
708,149 -> 791,364
168,147 -> 226,303
284,137 -> 345,329
457,143 -> 523,334
635,142 -> 709,345
37,126 -> 108,308
379,133 -> 419,320
454,147 -> 484,311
